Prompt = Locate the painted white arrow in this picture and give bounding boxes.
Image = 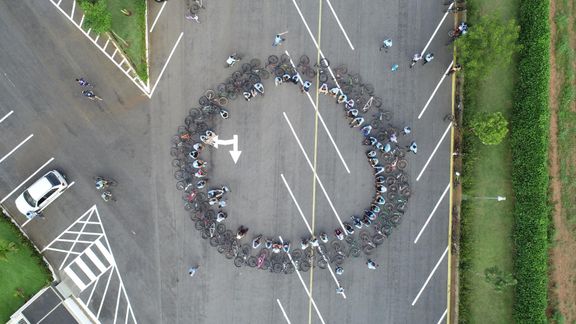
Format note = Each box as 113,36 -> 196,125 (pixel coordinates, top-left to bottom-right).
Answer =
213,135 -> 242,164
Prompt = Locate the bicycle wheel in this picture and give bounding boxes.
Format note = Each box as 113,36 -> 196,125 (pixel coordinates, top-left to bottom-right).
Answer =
373,233 -> 385,245
198,96 -> 209,106
388,184 -> 398,193
272,262 -> 283,273
234,256 -> 245,267
284,263 -> 295,274
247,256 -> 258,267
172,159 -> 183,168
319,57 -> 330,68
217,97 -> 229,106
374,96 -> 383,108
280,53 -> 290,64
319,73 -> 328,83
258,69 -> 270,80
274,67 -> 285,77
363,245 -> 375,255
331,240 -> 343,251
334,64 -> 347,75
227,91 -> 238,100
400,188 -> 411,197
317,258 -> 327,269
210,236 -> 220,247
350,73 -> 361,84
304,67 -> 316,79
205,89 -> 216,100
174,170 -> 186,180
232,71 -> 242,80
268,55 -> 279,65
250,58 -> 261,68
397,159 -> 408,170
216,223 -> 226,234
299,260 -> 310,272
349,246 -> 361,257
242,63 -> 252,73
299,55 -> 310,66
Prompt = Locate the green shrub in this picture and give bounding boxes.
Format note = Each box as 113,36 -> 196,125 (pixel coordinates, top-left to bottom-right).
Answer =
470,112 -> 509,145
510,0 -> 551,322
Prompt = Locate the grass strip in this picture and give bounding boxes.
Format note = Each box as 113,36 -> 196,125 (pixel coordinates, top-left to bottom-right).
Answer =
0,212 -> 52,322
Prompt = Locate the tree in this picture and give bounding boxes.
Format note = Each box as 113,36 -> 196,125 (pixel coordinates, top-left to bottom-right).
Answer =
484,266 -> 517,291
78,0 -> 112,35
456,14 -> 521,80
470,112 -> 509,145
0,239 -> 19,261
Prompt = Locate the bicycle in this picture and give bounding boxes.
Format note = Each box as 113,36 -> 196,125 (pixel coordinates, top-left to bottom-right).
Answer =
297,55 -> 316,79
101,190 -> 116,202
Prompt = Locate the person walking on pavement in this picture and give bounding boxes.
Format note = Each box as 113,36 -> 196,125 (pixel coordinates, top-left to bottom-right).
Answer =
410,53 -> 422,68
273,32 -> 287,47
335,266 -> 344,275
367,259 -> 379,269
188,265 -> 199,277
401,126 -> 411,136
301,80 -> 312,93
423,53 -> 434,65
407,141 -> 418,154
336,286 -> 345,295
380,38 -> 393,52
76,78 -> 91,87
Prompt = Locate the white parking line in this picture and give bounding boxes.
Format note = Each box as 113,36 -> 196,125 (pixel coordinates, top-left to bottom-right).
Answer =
324,0 -> 355,50
414,183 -> 450,244
283,112 -> 347,233
285,50 -> 351,174
416,123 -> 452,181
289,0 -> 342,89
418,61 -> 454,119
21,181 -> 75,228
411,246 -> 449,306
149,0 -> 168,32
437,308 -> 447,324
0,157 -> 54,204
276,299 -> 292,324
0,134 -> 33,165
281,174 -> 313,234
149,32 -> 184,97
420,2 -> 454,56
0,110 -> 14,124
279,236 -> 327,324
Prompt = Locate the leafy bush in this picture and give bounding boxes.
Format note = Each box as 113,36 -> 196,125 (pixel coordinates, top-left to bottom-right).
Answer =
470,112 -> 509,145
456,14 -> 521,81
510,0 -> 551,322
78,0 -> 111,34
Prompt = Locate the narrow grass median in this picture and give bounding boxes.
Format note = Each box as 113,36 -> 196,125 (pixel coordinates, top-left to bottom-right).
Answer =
0,212 -> 52,322
457,0 -> 519,322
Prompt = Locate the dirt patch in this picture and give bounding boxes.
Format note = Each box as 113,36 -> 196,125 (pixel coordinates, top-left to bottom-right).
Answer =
548,0 -> 576,321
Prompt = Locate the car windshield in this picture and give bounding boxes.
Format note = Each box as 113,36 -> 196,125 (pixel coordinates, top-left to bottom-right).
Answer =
46,173 -> 60,186
23,191 -> 37,208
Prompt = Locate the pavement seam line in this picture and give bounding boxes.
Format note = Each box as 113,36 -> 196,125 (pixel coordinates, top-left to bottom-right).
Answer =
308,0 -> 324,323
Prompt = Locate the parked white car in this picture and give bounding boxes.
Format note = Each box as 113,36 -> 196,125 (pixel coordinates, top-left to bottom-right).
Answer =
15,170 -> 69,218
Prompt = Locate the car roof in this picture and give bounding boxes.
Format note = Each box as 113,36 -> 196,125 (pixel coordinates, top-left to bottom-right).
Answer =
28,174 -> 57,200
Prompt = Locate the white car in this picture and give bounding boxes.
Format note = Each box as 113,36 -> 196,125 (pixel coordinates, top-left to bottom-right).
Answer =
15,170 -> 69,218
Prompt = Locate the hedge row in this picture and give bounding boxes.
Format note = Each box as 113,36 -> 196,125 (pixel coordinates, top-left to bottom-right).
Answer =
510,0 -> 551,322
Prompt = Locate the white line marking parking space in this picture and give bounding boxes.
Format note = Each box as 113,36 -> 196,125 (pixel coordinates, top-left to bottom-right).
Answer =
414,183 -> 450,243
418,61 -> 454,119
411,246 -> 449,306
149,1 -> 168,32
284,50 -> 351,173
0,157 -> 54,204
437,308 -> 448,324
0,134 -> 33,165
283,112 -> 346,232
416,123 -> 452,181
0,110 -> 14,124
420,2 -> 453,56
149,32 -> 184,97
324,0 -> 355,50
279,236 -> 326,324
281,174 -> 313,234
276,299 -> 292,324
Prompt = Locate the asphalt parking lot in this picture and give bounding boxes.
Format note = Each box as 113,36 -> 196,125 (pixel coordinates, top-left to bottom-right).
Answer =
0,0 -> 455,323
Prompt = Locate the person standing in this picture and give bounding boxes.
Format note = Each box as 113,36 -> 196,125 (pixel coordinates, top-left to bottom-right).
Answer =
273,33 -> 287,47
188,266 -> 199,277
380,38 -> 393,52
423,53 -> 434,65
446,63 -> 462,75
367,259 -> 379,269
